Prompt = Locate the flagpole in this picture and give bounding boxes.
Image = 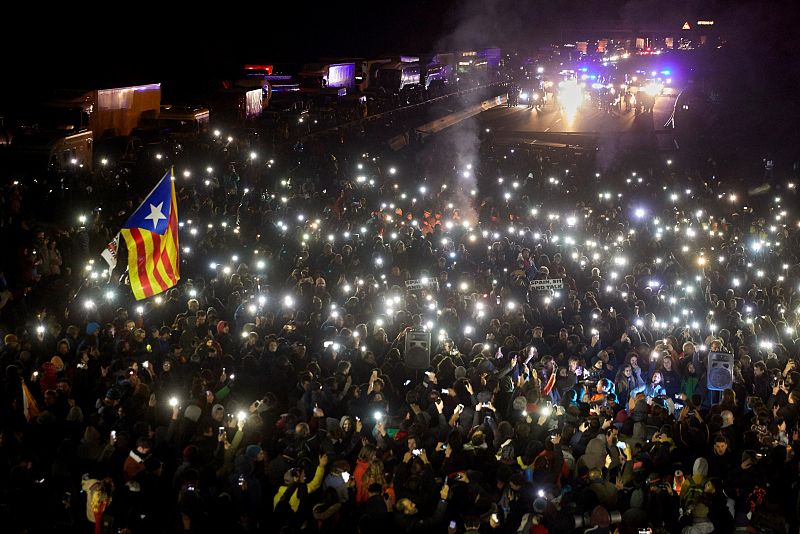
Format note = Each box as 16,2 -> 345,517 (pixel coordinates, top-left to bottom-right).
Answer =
66,168 -> 173,309
92,167 -> 171,276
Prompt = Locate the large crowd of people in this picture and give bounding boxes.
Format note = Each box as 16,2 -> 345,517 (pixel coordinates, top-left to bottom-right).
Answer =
0,105 -> 799,534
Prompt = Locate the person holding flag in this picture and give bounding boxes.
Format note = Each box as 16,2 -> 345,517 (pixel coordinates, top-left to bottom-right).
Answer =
119,169 -> 180,300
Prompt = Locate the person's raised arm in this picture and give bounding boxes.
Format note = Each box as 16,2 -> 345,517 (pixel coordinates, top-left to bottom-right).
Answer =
306,454 -> 328,493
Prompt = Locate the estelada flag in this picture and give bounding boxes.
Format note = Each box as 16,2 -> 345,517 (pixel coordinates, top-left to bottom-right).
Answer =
21,381 -> 39,421
120,169 -> 180,300
101,233 -> 120,271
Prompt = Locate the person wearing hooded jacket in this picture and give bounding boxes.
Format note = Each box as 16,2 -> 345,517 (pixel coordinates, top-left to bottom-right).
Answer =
680,457 -> 709,510
577,425 -> 620,476
273,453 -> 328,513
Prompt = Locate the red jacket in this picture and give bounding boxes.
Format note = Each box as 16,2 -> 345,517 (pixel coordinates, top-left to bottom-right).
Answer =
353,459 -> 370,503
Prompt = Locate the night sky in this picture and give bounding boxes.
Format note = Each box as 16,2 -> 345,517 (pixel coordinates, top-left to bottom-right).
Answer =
3,1 -> 799,94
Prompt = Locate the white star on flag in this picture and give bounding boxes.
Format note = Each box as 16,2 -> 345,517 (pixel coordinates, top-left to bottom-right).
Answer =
144,202 -> 166,229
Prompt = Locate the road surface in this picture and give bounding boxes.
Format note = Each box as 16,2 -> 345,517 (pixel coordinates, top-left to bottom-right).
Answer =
477,93 -> 678,156
481,94 -> 674,133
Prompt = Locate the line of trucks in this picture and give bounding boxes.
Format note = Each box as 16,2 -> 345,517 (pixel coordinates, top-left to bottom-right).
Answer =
253,48 -> 502,108
0,48 -> 502,172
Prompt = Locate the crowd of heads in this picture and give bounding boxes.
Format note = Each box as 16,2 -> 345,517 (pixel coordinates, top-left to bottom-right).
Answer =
0,114 -> 799,534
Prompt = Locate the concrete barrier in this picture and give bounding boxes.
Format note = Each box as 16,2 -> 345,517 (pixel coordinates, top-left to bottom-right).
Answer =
387,94 -> 508,150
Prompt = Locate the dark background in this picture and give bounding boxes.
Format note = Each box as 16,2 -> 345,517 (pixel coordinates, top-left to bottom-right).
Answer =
3,0 -> 800,156
3,0 -> 798,85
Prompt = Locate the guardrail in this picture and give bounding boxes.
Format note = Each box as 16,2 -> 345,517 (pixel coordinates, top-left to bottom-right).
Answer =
299,82 -> 509,142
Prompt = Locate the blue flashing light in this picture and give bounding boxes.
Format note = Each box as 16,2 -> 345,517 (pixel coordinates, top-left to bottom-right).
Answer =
660,69 -> 671,76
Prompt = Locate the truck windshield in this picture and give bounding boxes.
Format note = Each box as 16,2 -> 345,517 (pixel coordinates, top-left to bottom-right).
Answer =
299,76 -> 325,89
376,70 -> 401,90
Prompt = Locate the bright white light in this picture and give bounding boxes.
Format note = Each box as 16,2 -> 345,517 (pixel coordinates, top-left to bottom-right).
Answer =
558,79 -> 583,120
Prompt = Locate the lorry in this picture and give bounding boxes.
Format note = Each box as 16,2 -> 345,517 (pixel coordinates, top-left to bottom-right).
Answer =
372,59 -> 424,105
6,127 -> 94,171
298,62 -> 356,95
424,55 -> 456,97
157,105 -> 210,135
320,57 -> 393,92
210,88 -> 263,124
44,83 -> 161,138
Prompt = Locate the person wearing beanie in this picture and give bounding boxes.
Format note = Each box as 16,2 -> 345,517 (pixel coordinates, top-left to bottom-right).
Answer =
215,320 -> 233,355
211,404 -> 225,423
454,365 -> 467,380
589,505 -> 612,532
184,405 -> 202,423
688,457 -> 708,480
680,457 -> 709,510
620,488 -> 650,533
173,446 -> 199,489
245,444 -> 263,461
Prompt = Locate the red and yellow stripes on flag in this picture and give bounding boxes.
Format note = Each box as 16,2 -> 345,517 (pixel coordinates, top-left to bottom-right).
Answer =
121,179 -> 180,300
21,381 -> 40,421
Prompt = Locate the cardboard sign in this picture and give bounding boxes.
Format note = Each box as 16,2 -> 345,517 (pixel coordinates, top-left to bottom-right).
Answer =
529,278 -> 564,291
405,278 -> 439,291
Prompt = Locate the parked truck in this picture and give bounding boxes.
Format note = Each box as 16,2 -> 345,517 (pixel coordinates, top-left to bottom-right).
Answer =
5,128 -> 93,171
425,55 -> 456,97
299,63 -> 356,94
45,84 -> 161,138
210,88 -> 263,124
372,59 -> 424,105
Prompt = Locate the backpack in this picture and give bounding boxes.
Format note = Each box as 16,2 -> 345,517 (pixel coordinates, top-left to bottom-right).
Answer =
496,439 -> 516,465
680,477 -> 705,509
